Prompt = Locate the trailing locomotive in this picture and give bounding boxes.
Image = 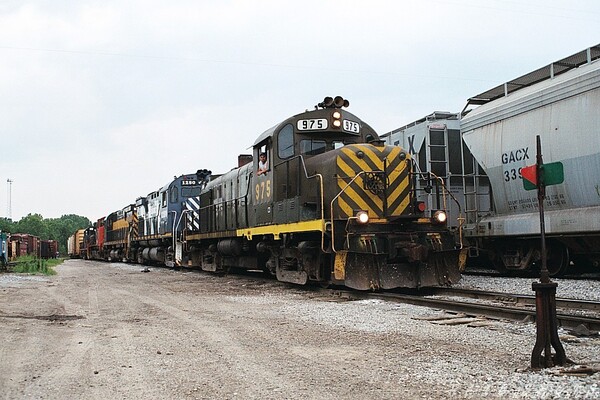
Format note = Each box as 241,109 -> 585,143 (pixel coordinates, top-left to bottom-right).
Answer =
132,170 -> 211,266
68,229 -> 85,258
77,96 -> 464,290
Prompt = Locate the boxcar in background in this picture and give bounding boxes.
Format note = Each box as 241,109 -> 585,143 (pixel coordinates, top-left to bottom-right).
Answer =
40,239 -> 59,259
0,232 -> 7,266
8,233 -> 41,260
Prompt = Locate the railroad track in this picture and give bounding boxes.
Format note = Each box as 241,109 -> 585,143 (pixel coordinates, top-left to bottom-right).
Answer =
325,287 -> 600,332
72,261 -> 600,332
463,268 -> 600,281
427,287 -> 600,312
162,265 -> 600,332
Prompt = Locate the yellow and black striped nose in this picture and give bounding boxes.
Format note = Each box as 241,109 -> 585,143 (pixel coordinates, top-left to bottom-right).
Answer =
335,144 -> 411,219
131,213 -> 139,238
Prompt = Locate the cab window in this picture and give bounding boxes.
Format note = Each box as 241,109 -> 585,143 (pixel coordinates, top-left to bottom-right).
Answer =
300,139 -> 327,156
257,144 -> 270,176
170,186 -> 178,203
278,124 -> 294,159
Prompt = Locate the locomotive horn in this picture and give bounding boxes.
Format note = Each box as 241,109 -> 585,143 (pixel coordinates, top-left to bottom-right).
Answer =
343,99 -> 350,108
334,96 -> 345,108
318,96 -> 334,108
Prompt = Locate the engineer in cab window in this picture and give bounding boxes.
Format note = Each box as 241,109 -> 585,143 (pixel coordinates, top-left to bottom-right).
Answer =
257,152 -> 269,176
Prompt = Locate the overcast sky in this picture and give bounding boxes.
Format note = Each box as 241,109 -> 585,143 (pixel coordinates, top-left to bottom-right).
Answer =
1,0 -> 598,222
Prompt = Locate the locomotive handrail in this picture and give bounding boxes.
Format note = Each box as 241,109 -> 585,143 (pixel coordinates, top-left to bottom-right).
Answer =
173,210 -> 190,264
242,171 -> 252,228
272,155 -> 325,251
170,210 -> 178,242
329,171 -> 367,253
274,154 -> 326,251
197,169 -> 252,233
420,171 -> 465,249
296,155 -> 324,216
294,155 -> 325,252
200,199 -> 232,232
331,168 -> 465,251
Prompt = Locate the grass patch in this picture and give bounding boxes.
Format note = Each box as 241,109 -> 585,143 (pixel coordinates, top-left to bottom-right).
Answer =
12,255 -> 63,275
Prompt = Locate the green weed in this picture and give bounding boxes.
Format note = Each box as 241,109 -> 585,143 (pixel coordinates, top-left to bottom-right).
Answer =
12,255 -> 63,276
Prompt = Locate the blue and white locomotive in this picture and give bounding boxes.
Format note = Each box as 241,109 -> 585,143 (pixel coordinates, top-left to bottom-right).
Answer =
132,170 -> 211,266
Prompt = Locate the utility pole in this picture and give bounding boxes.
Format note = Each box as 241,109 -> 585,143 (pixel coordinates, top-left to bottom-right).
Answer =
6,179 -> 12,220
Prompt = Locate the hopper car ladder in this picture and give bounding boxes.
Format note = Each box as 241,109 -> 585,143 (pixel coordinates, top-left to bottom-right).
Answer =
425,125 -> 450,213
460,137 -> 491,257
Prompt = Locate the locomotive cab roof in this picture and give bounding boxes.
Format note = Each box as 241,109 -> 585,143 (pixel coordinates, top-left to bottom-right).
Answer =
253,96 -> 380,148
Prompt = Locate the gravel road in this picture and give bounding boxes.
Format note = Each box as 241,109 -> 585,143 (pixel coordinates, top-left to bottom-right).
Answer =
1,260 -> 599,399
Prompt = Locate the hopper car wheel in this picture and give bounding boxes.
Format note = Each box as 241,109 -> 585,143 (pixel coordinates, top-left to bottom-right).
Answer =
490,251 -> 509,275
546,241 -> 569,278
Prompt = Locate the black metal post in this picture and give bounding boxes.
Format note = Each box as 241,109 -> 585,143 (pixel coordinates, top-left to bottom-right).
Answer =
530,135 -> 569,369
536,135 -> 549,285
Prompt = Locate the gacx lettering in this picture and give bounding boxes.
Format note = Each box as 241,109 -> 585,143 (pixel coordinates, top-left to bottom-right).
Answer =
502,148 -> 529,164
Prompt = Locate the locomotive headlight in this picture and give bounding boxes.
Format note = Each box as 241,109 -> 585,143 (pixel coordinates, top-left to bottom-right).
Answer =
356,211 -> 369,224
432,210 -> 447,224
332,110 -> 342,128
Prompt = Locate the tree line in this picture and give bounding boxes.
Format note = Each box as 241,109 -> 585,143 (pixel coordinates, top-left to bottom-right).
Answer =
0,214 -> 91,256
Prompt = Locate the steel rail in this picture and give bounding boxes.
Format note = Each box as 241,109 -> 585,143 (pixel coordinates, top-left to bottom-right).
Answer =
330,289 -> 600,332
426,287 -> 600,312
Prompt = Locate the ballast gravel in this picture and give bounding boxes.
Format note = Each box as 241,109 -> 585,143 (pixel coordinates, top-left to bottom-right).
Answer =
0,260 -> 599,399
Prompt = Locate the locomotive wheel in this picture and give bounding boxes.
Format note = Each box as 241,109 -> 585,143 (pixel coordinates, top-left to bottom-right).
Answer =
546,241 -> 570,278
318,280 -> 331,289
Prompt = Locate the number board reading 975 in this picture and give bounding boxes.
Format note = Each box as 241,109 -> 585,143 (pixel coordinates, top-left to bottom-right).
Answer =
297,119 -> 328,131
343,120 -> 360,134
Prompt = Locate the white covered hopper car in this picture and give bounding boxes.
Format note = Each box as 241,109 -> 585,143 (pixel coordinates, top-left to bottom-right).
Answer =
382,45 -> 600,276
460,44 -> 600,276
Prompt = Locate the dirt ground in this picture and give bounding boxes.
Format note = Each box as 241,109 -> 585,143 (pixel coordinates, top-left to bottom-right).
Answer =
1,259 -> 598,400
